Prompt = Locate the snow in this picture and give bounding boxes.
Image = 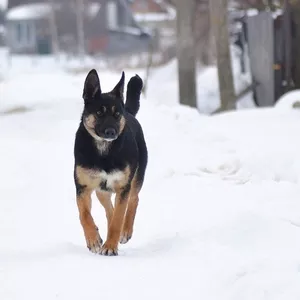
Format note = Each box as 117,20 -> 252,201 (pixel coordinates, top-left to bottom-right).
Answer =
6,3 -> 52,21
6,2 -> 102,21
0,0 -> 7,10
87,2 -> 101,19
1,55 -> 300,299
133,3 -> 176,22
134,12 -> 175,22
275,89 -> 300,110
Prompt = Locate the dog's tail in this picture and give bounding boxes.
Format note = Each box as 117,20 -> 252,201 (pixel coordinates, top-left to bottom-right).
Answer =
125,74 -> 143,117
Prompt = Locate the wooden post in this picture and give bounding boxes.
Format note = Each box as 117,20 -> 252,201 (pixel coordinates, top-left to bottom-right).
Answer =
283,0 -> 292,92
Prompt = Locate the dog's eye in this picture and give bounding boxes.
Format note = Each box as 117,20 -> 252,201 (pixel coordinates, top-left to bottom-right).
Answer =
97,106 -> 106,116
114,112 -> 120,119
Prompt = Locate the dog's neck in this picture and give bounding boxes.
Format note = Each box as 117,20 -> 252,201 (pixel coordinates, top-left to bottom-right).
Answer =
80,122 -> 112,156
94,139 -> 112,156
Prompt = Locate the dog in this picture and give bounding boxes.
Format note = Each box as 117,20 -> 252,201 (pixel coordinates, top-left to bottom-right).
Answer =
73,69 -> 148,256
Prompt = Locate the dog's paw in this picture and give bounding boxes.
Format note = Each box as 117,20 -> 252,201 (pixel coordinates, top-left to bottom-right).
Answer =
119,230 -> 132,244
86,231 -> 103,254
100,241 -> 118,256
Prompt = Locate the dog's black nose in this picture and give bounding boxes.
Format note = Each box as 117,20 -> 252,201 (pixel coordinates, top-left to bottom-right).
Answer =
104,128 -> 117,139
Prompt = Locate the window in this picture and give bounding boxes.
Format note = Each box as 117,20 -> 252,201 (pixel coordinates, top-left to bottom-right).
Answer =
14,22 -> 33,46
16,22 -> 22,43
25,23 -> 32,44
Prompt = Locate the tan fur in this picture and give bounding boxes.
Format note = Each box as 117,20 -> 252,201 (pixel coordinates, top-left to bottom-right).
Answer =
84,114 -> 96,128
112,165 -> 130,190
76,189 -> 102,252
98,165 -> 131,255
75,165 -> 130,193
76,166 -> 102,190
119,116 -> 126,133
96,191 -> 114,231
83,114 -> 104,142
120,174 -> 141,244
101,192 -> 130,255
76,162 -> 143,254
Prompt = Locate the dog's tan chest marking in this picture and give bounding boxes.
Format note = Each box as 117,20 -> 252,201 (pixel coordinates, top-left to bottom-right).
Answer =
76,166 -> 128,192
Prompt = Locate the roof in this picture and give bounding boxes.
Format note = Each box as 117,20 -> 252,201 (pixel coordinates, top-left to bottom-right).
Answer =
6,3 -> 52,21
6,1 -> 101,22
86,2 -> 101,19
133,3 -> 176,22
0,0 -> 7,10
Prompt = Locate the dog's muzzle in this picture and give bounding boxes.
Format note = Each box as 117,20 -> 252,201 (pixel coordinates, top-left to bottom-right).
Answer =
95,125 -> 118,141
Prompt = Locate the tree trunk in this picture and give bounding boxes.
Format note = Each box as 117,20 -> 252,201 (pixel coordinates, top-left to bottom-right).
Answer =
174,0 -> 197,108
210,0 -> 235,112
49,0 -> 60,60
76,0 -> 85,60
291,1 -> 300,89
195,3 -> 214,66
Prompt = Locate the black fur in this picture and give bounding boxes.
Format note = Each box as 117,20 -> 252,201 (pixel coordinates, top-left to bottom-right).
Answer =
73,70 -> 148,197
125,75 -> 143,117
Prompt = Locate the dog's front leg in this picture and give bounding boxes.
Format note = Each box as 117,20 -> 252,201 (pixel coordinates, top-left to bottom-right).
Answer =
77,188 -> 103,254
100,188 -> 130,256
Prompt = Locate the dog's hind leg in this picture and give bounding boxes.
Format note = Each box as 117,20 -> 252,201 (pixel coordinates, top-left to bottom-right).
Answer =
119,178 -> 140,244
96,191 -> 114,231
77,189 -> 103,254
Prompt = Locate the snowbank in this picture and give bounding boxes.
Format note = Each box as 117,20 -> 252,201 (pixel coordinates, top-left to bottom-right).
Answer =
275,89 -> 300,110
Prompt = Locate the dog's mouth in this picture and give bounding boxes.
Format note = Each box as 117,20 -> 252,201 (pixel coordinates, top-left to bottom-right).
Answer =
101,137 -> 117,142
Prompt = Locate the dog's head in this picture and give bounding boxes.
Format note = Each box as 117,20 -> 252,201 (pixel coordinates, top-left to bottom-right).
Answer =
81,69 -> 126,142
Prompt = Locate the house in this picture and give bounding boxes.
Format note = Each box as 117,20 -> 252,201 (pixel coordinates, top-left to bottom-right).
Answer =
5,0 -> 152,55
129,0 -> 176,28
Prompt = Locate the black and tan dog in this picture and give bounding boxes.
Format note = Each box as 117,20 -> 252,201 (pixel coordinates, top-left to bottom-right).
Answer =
73,69 -> 148,256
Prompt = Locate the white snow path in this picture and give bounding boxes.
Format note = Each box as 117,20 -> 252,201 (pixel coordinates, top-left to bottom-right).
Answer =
1,68 -> 300,299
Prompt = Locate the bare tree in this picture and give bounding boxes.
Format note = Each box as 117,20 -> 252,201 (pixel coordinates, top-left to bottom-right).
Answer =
194,1 -> 214,66
173,0 -> 197,108
210,0 -> 235,113
290,0 -> 300,89
49,0 -> 60,60
76,0 -> 85,60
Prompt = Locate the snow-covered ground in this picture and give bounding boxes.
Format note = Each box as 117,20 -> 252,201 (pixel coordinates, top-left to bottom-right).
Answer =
1,55 -> 300,299
0,44 -> 252,114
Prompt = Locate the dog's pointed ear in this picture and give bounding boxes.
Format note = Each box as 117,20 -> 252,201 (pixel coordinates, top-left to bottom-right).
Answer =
83,69 -> 101,102
111,71 -> 125,99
